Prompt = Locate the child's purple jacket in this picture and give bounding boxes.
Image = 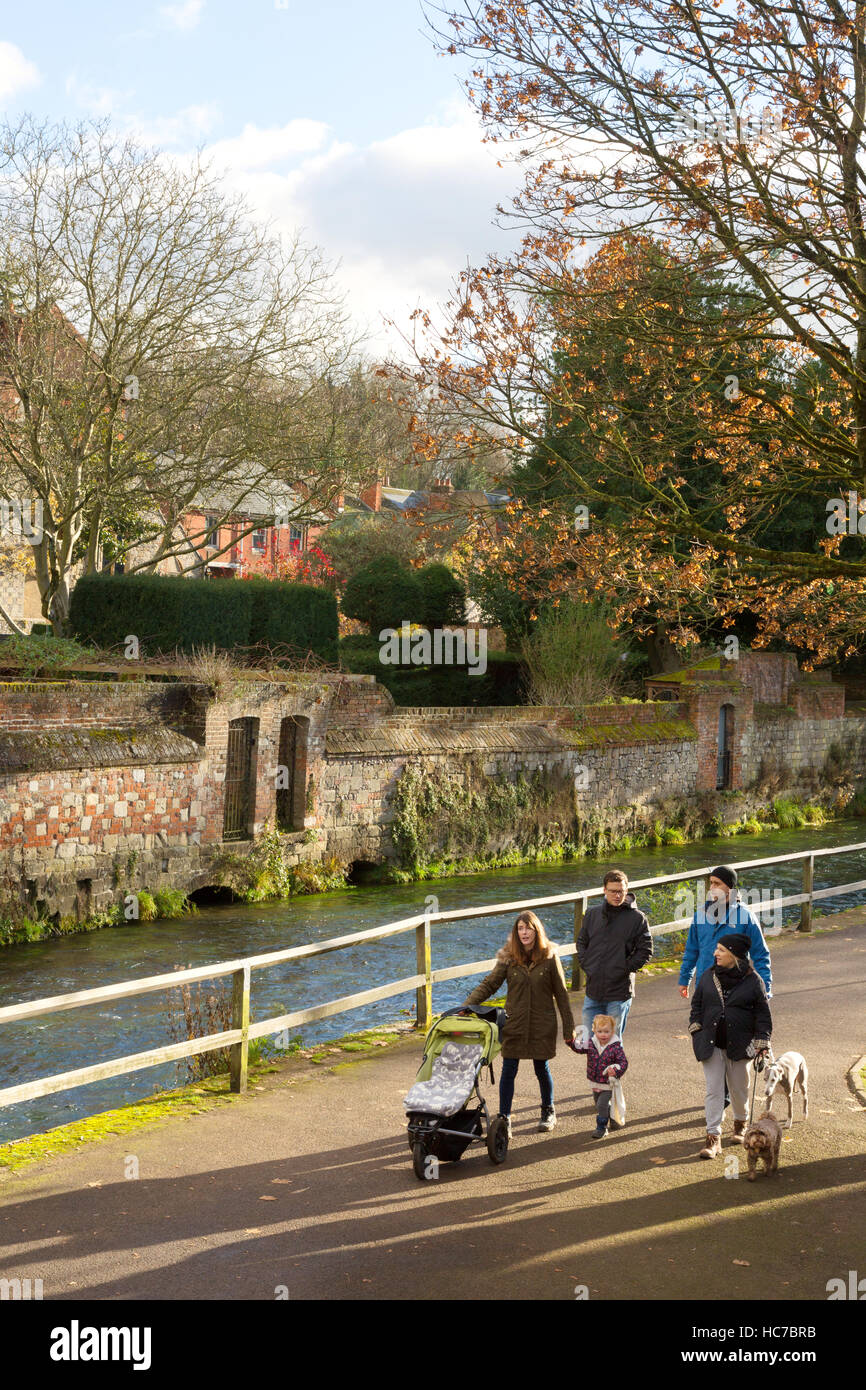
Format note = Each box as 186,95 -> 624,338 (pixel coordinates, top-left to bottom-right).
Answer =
573,1036 -> 628,1088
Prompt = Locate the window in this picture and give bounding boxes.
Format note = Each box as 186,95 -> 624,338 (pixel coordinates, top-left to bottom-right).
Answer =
252,527 -> 268,552
204,515 -> 219,549
289,524 -> 304,552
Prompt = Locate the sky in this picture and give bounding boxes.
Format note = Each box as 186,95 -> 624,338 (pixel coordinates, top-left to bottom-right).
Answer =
0,0 -> 521,354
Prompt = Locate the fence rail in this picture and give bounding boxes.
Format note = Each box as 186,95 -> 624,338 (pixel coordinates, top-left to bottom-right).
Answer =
2,840 -> 866,1112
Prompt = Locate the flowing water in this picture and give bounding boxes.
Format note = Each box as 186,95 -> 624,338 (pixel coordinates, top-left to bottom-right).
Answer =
1,822 -> 864,1143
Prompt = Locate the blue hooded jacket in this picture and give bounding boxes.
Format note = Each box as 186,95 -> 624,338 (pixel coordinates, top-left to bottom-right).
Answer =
678,893 -> 772,995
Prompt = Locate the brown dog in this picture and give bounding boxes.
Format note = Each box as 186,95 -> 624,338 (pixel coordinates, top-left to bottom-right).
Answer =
744,1111 -> 782,1180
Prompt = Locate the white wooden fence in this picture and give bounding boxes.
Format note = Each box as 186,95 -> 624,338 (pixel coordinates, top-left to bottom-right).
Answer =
1,840 -> 865,1109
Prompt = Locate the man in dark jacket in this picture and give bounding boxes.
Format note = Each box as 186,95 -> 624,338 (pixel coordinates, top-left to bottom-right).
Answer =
577,869 -> 653,1041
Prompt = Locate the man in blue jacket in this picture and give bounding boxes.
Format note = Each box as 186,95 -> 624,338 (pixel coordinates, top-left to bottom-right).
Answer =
678,865 -> 772,999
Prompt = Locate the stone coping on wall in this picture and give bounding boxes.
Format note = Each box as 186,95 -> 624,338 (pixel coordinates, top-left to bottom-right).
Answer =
0,727 -> 205,773
325,720 -> 573,756
382,705 -> 572,722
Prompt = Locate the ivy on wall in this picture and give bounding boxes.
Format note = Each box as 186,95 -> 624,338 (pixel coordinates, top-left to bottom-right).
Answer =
390,759 -> 577,871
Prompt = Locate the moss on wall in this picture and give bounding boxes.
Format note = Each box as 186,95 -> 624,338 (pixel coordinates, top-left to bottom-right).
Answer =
562,718 -> 697,749
391,759 -> 577,872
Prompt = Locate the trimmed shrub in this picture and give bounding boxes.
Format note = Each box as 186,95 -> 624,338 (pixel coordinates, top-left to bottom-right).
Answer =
70,573 -> 252,653
69,572 -> 337,662
418,563 -> 466,627
341,556 -> 425,633
340,636 -> 527,705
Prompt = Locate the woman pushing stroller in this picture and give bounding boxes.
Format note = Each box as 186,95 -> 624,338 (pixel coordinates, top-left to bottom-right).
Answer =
461,911 -> 574,1135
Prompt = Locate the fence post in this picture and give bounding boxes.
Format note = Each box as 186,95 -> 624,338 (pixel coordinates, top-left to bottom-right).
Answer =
415,915 -> 432,1031
799,854 -> 814,933
230,964 -> 250,1092
572,896 -> 585,991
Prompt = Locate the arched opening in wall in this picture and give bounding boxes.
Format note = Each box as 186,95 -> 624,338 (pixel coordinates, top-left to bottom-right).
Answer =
276,715 -> 309,832
223,716 -> 259,841
76,879 -> 92,922
717,704 -> 734,790
347,860 -> 380,886
188,884 -> 240,906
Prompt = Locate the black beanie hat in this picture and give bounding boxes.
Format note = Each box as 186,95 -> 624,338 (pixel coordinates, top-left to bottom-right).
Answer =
711,865 -> 738,890
718,932 -> 750,960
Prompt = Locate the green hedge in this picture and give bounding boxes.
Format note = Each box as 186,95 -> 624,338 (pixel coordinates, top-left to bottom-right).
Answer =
340,636 -> 527,706
245,578 -> 338,663
70,573 -> 338,662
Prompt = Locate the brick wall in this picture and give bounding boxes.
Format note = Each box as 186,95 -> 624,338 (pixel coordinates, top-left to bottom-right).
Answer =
0,681 -> 197,732
3,672 -> 866,924
733,652 -> 798,704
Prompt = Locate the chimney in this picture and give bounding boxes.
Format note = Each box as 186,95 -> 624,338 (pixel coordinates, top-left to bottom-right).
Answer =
360,479 -> 389,512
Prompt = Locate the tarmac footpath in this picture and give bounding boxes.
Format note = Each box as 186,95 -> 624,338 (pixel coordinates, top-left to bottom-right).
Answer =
0,916 -> 863,1301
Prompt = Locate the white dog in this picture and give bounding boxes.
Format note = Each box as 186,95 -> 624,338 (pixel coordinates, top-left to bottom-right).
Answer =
763,1050 -> 809,1128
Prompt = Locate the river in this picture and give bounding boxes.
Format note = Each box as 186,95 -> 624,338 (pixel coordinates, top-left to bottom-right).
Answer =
1,822 -> 864,1144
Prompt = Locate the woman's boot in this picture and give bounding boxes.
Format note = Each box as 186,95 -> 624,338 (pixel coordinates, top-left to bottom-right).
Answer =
699,1131 -> 722,1158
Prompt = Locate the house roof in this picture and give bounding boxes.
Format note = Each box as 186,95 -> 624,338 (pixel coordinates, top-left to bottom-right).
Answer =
186,470 -> 331,524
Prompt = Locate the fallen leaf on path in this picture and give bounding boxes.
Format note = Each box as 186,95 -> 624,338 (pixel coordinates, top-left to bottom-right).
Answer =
271,1178 -> 291,1184
673,1034 -> 689,1040
244,1228 -> 261,1234
733,1260 -> 750,1266
649,1156 -> 667,1164
259,1195 -> 277,1201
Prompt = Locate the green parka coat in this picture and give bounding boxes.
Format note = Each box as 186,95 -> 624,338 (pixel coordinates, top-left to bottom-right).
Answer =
464,946 -> 575,1060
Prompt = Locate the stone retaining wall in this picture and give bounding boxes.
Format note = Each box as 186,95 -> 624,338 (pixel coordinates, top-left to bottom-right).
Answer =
1,673 -> 865,925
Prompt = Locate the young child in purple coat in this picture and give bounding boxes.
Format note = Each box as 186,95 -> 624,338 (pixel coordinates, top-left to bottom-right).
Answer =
572,1012 -> 628,1139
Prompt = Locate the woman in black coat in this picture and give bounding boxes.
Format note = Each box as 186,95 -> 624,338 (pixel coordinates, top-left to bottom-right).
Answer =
688,931 -> 772,1159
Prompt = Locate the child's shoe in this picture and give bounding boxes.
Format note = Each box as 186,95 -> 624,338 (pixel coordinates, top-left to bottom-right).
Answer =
590,1116 -> 609,1139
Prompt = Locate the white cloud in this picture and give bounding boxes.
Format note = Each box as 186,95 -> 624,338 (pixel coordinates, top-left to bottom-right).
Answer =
202,104 -> 521,352
131,103 -> 220,148
66,74 -> 219,148
205,121 -> 330,171
0,40 -> 40,102
159,0 -> 206,31
56,75 -> 522,355
65,75 -> 134,119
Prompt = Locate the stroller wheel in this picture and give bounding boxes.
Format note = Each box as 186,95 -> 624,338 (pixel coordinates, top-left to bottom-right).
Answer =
487,1114 -> 509,1165
412,1142 -> 430,1181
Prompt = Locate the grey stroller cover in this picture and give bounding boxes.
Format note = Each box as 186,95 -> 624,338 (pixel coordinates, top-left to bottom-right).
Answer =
403,1040 -> 484,1116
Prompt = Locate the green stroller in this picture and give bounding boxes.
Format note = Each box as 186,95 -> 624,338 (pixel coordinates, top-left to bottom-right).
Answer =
403,1005 -> 509,1180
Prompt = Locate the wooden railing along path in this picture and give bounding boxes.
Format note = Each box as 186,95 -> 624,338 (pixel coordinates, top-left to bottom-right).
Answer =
1,841 -> 865,1111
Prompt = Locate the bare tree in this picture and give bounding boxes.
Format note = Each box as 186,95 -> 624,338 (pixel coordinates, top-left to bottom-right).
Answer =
0,116 -> 358,632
